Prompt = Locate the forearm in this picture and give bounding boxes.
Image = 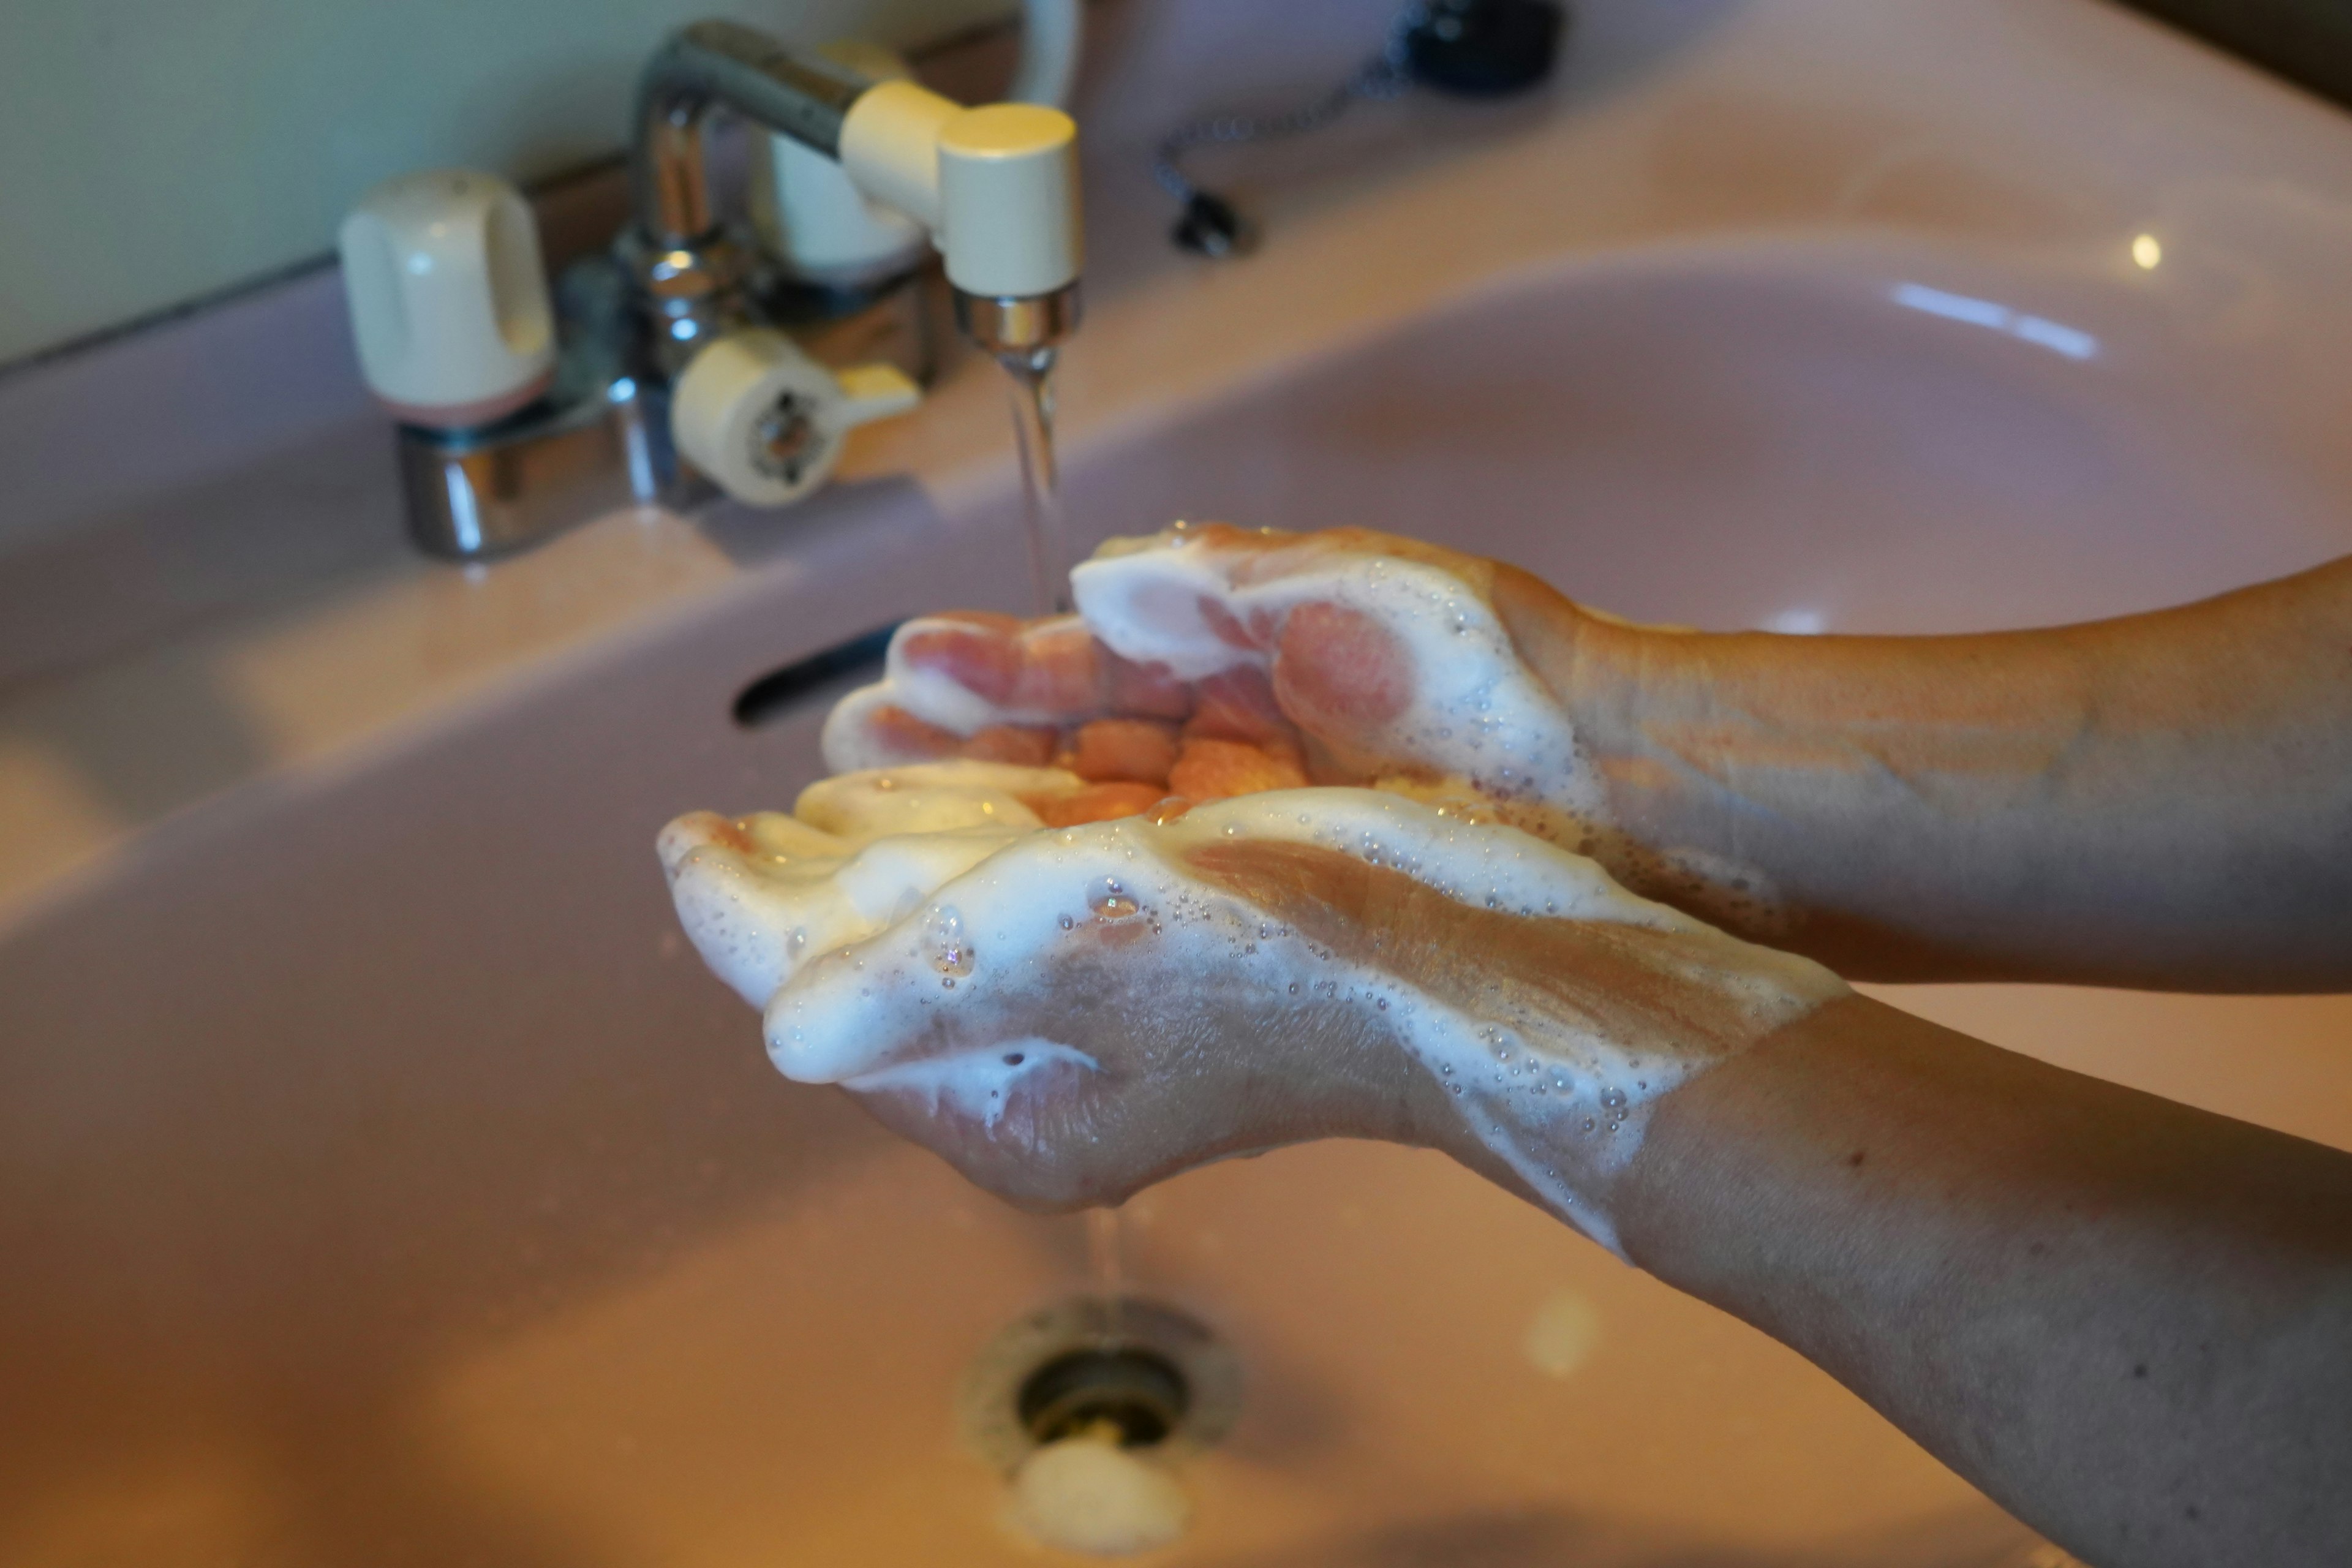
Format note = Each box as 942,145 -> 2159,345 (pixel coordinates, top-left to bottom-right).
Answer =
1606,995 -> 2352,1568
1522,557 -> 2352,987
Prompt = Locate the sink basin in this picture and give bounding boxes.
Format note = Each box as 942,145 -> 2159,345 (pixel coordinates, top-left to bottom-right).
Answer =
6,1 -> 2351,1564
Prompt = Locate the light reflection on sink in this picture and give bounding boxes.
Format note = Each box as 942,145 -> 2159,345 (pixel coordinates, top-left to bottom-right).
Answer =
1066,233 -> 2352,643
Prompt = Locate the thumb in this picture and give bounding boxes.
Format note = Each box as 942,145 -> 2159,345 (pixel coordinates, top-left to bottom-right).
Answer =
1272,600 -> 1417,735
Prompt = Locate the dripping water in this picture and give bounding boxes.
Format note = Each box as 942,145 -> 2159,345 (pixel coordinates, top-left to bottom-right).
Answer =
1085,1204 -> 1127,1346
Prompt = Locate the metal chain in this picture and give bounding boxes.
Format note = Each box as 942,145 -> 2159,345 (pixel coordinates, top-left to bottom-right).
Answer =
1151,3 -> 1428,203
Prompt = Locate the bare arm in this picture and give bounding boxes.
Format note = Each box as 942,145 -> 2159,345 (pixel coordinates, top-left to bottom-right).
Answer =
1607,995 -> 2352,1568
1504,554 -> 2352,988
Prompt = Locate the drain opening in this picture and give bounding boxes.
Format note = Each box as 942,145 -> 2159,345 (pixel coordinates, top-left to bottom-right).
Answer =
730,622 -> 899,728
1017,1346 -> 1191,1448
959,1295 -> 1242,1474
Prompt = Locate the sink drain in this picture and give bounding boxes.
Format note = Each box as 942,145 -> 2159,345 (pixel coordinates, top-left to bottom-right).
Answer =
959,1296 -> 1241,1472
1019,1344 -> 1191,1447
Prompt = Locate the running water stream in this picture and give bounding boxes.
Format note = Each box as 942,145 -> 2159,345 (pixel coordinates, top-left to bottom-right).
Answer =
997,345 -> 1125,1332
1001,347 -> 1076,617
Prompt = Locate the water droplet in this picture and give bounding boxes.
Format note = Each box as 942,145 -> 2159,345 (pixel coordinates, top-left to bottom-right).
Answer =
927,907 -> 975,977
1600,1087 -> 1627,1110
1003,1051 -> 1026,1066
787,927 -> 807,956
1581,1118 -> 1596,1133
1287,982 -> 1300,995
1450,1083 -> 1464,1095
1441,1063 -> 1454,1076
1058,914 -> 1074,930
875,775 -> 897,792
1376,997 -> 1389,1011
1088,878 -> 1142,921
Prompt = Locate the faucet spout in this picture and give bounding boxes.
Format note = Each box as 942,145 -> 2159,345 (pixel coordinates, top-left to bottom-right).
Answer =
631,21 -> 874,250
627,18 -> 1084,361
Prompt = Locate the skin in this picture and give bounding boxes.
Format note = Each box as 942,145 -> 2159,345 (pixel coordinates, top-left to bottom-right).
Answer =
1619,998 -> 2352,1568
1496,551 -> 2352,990
772,529 -> 2352,1566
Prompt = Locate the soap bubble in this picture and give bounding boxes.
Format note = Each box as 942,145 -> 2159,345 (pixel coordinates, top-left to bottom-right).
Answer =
1088,878 -> 1142,921
927,907 -> 974,977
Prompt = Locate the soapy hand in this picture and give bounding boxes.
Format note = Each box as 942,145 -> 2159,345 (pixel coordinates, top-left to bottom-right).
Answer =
822,523 -> 1615,847
660,525 -> 1843,1244
720,789 -> 1841,1251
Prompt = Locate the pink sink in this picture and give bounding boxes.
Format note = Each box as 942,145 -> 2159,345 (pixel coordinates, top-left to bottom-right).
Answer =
3,0 -> 2349,1562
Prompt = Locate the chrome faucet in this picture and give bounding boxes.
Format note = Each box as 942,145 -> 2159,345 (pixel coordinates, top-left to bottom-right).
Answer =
361,18 -> 1084,561
626,21 -> 1083,367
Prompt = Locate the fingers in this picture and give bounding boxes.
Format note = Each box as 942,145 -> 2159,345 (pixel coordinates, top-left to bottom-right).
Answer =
765,787 -> 1657,1087
823,613 -> 1197,771
1273,602 -> 1413,731
1031,781 -> 1169,827
1167,736 -> 1307,800
1182,666 -> 1291,744
662,763 -> 1095,1008
1069,526 -> 1596,817
822,525 -> 1607,853
1062,717 -> 1178,785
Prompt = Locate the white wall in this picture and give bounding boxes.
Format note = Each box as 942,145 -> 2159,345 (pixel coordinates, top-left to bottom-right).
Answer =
0,0 -> 1017,364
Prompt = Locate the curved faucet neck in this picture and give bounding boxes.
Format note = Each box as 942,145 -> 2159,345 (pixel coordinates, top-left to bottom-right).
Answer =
630,21 -> 875,249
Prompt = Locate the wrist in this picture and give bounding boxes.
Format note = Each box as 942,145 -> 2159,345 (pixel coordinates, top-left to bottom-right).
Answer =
1396,907 -> 1853,1255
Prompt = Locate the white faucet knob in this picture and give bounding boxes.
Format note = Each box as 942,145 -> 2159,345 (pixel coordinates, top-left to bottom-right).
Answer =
338,169 -> 557,428
671,329 -> 921,508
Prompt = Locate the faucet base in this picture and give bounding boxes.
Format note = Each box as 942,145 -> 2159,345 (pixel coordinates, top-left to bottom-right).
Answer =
395,390 -> 665,564
394,256 -> 693,564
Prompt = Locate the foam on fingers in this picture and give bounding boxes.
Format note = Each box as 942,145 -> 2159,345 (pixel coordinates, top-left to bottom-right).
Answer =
755,785 -> 1844,1252
1071,526 -> 1608,827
